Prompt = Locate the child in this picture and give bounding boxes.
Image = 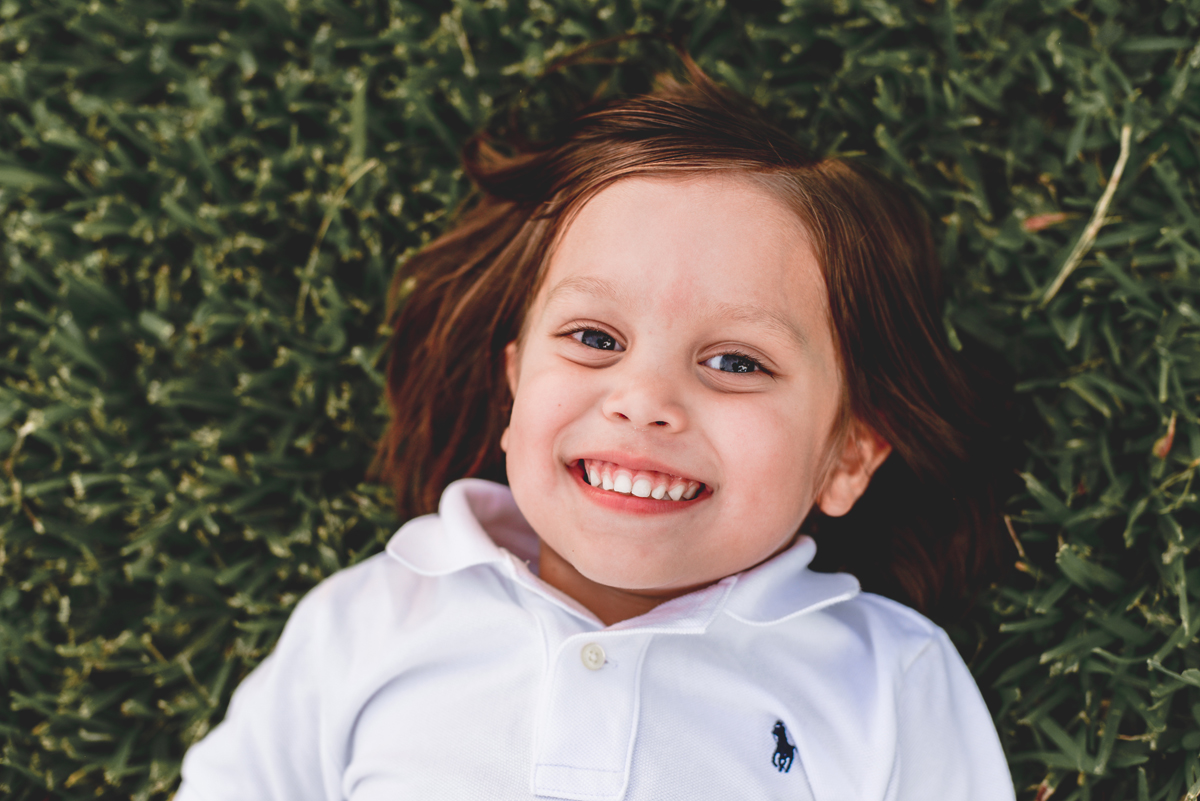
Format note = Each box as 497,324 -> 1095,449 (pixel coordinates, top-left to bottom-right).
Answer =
177,61 -> 1016,800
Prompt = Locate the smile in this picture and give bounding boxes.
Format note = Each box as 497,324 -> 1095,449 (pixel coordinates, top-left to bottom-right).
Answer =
578,459 -> 703,501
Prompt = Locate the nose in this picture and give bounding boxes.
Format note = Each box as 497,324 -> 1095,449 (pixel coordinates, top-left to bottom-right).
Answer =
600,357 -> 689,431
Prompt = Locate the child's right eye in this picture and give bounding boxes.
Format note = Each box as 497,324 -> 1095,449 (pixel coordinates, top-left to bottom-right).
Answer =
571,328 -> 623,352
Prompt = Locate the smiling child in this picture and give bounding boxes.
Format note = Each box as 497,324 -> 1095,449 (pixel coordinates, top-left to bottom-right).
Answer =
176,63 -> 1016,801
502,174 -> 880,625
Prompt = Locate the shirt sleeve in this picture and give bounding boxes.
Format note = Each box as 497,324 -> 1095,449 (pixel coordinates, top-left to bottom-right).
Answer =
890,628 -> 1016,801
175,585 -> 340,801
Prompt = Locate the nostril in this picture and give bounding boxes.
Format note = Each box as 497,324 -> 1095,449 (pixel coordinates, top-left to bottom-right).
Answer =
653,420 -> 668,426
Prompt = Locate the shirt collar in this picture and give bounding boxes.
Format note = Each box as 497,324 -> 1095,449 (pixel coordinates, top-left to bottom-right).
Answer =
385,479 -> 859,627
386,478 -> 540,575
721,535 -> 861,625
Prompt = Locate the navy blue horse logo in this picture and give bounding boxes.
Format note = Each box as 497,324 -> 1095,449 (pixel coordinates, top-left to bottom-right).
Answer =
771,720 -> 795,773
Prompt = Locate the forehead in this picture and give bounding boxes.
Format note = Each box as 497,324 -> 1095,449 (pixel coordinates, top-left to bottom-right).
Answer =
535,174 -> 828,337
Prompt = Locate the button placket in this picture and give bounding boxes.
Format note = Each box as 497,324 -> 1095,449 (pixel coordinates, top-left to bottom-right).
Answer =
533,633 -> 653,800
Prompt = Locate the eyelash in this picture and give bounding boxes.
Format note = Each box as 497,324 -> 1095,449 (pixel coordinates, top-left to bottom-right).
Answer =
706,349 -> 770,376
561,325 -> 771,376
563,324 -> 623,352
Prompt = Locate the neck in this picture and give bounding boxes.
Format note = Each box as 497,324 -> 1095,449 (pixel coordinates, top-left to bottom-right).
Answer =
536,540 -> 704,627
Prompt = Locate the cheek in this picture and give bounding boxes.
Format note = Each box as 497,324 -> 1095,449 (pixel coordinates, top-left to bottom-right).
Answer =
710,397 -> 836,506
506,367 -> 588,462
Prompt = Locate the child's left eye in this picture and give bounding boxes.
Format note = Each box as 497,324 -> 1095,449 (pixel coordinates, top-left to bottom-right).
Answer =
703,353 -> 764,374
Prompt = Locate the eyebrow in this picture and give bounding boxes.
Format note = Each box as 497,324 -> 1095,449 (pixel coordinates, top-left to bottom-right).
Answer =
708,299 -> 809,348
545,275 -> 623,306
543,275 -> 809,348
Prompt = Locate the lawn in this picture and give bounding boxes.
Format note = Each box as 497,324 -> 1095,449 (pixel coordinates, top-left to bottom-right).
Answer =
2,0 -> 1199,798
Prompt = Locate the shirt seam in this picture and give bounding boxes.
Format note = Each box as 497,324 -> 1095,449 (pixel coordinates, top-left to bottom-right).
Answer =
884,621 -> 943,801
900,631 -> 939,674
536,763 -> 625,773
854,593 -> 943,672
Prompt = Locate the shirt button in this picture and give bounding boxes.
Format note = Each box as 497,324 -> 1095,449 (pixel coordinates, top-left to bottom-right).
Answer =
580,642 -> 606,671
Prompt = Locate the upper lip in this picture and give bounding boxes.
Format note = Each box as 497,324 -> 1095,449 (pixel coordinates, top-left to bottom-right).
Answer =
568,451 -> 706,485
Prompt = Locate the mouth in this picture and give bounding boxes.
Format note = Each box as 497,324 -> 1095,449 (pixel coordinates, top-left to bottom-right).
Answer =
574,458 -> 705,502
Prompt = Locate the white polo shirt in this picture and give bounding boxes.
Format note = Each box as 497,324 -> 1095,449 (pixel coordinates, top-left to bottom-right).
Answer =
177,478 -> 1015,801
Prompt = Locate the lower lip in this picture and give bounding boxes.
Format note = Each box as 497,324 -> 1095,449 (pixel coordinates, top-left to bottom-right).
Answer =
569,461 -> 710,515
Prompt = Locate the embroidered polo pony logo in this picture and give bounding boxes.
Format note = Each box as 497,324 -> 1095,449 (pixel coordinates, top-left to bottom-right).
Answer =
771,720 -> 795,773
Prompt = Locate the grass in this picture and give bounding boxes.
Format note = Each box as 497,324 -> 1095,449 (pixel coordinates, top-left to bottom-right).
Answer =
1,0 -> 1199,797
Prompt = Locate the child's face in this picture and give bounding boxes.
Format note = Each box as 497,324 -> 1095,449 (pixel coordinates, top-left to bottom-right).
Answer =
502,174 -> 886,603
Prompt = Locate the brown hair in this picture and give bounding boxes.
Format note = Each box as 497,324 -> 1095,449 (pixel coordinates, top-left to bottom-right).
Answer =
374,60 -> 1013,619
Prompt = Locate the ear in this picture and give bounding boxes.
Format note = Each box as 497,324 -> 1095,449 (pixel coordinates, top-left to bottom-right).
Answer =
815,420 -> 892,517
504,340 -> 520,395
500,341 -> 520,453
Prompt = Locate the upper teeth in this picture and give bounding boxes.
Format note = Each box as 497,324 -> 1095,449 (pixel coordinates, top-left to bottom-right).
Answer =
582,459 -> 701,501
